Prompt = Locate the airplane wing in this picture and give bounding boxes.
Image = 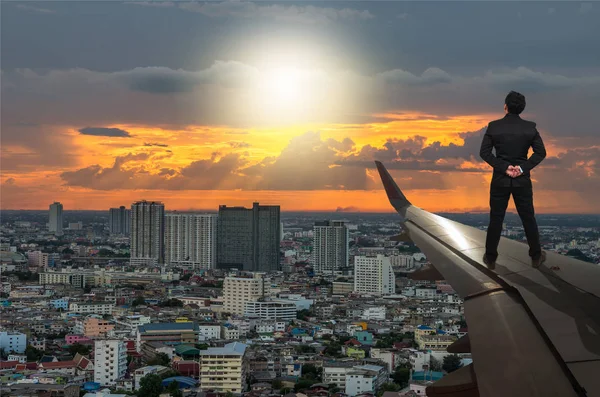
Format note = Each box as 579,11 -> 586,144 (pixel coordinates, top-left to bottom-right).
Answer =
375,161 -> 600,397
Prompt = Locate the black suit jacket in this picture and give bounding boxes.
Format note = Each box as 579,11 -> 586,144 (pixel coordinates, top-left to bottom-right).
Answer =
480,113 -> 546,187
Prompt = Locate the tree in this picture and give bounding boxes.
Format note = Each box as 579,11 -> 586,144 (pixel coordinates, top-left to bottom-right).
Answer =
68,343 -> 91,356
25,345 -> 43,362
272,379 -> 283,390
166,380 -> 182,397
132,296 -> 146,307
391,367 -> 410,388
294,379 -> 314,392
147,352 -> 170,366
430,357 -> 442,372
137,374 -> 163,397
302,363 -> 319,379
442,354 -> 463,373
377,383 -> 401,397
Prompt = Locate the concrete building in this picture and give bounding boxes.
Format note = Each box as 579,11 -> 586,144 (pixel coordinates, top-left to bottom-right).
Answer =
69,302 -> 114,315
323,361 -> 358,389
137,322 -> 200,348
200,342 -> 247,393
198,324 -> 221,341
49,202 -> 64,236
354,255 -> 395,295
94,339 -> 127,386
0,331 -> 26,353
223,275 -> 265,315
27,251 -> 49,270
312,221 -> 349,275
244,300 -> 297,321
109,206 -> 131,235
165,213 -> 217,269
130,200 -> 165,265
345,364 -> 388,396
74,317 -> 114,338
217,202 -> 280,271
332,281 -> 354,295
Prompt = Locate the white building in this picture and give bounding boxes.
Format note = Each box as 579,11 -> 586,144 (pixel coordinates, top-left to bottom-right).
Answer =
312,221 -> 349,275
389,254 -> 415,269
369,348 -> 398,372
28,251 -> 49,270
416,287 -> 438,299
130,200 -> 165,265
69,302 -> 115,315
0,331 -> 26,354
354,255 -> 395,295
323,363 -> 356,389
94,340 -> 127,386
165,213 -> 217,269
223,275 -> 265,315
198,324 -> 221,341
49,202 -> 64,236
345,364 -> 388,397
244,300 -> 297,321
361,306 -> 386,321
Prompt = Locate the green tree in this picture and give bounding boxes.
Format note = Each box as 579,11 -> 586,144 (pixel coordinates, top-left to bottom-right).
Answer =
430,357 -> 442,372
442,354 -> 463,373
25,345 -> 43,362
302,363 -> 320,380
68,343 -> 91,356
391,367 -> 410,388
166,380 -> 182,397
137,374 -> 163,397
294,379 -> 314,392
377,383 -> 401,397
272,379 -> 283,390
132,296 -> 146,307
147,352 -> 171,366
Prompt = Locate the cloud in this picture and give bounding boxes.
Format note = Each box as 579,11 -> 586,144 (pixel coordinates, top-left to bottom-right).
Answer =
579,3 -> 593,14
15,4 -> 56,14
336,206 -> 360,212
178,1 -> 374,24
78,127 -> 132,137
228,141 -> 251,148
377,67 -> 452,86
144,142 -> 169,147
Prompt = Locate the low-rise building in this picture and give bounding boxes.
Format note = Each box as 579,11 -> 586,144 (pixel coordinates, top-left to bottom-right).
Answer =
200,342 -> 247,393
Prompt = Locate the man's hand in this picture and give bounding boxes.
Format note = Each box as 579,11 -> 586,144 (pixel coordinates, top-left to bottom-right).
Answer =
506,165 -> 522,178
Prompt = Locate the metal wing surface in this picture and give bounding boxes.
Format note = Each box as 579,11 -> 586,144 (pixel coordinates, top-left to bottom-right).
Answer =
375,161 -> 600,397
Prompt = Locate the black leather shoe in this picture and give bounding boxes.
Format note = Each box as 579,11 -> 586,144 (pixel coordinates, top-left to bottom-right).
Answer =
532,251 -> 546,268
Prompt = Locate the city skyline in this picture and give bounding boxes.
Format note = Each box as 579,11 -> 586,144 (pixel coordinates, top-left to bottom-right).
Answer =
2,1 -> 599,213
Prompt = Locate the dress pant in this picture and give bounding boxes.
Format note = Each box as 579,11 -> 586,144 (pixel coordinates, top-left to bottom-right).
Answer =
485,183 -> 542,260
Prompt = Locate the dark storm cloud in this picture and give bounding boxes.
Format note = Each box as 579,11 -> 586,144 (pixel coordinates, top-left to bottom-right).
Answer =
144,142 -> 169,147
78,127 -> 131,137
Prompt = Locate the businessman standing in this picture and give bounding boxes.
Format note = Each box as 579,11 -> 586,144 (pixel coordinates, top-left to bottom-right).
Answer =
480,91 -> 547,268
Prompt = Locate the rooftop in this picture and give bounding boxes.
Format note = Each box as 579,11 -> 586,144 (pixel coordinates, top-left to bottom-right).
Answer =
201,342 -> 247,356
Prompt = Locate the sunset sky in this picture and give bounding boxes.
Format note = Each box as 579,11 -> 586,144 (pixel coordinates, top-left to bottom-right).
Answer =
2,1 -> 599,213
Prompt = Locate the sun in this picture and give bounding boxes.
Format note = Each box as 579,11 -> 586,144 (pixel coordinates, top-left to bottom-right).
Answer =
259,67 -> 306,107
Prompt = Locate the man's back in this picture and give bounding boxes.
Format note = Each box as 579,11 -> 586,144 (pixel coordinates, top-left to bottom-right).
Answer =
481,113 -> 546,187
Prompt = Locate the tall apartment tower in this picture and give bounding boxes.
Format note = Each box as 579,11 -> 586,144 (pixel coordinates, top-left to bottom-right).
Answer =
94,340 -> 127,386
130,201 -> 165,265
165,213 -> 217,269
312,220 -> 349,275
354,255 -> 396,295
108,206 -> 131,235
217,202 -> 280,271
223,274 -> 265,315
48,202 -> 64,236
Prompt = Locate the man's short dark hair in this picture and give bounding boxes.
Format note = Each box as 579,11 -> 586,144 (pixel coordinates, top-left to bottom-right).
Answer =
505,91 -> 526,114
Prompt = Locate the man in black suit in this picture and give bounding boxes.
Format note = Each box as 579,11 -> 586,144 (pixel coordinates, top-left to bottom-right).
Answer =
480,91 -> 547,268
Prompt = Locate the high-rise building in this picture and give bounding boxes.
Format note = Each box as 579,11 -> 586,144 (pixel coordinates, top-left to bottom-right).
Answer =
109,206 -> 131,235
48,202 -> 63,236
200,342 -> 248,393
312,220 -> 349,275
354,255 -> 396,295
94,340 -> 127,386
130,201 -> 165,265
223,274 -> 265,315
217,202 -> 280,271
165,213 -> 217,269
